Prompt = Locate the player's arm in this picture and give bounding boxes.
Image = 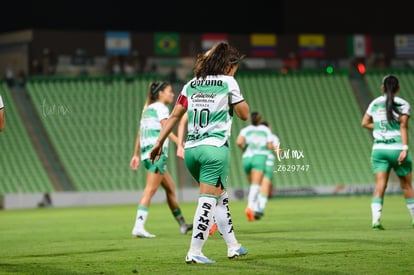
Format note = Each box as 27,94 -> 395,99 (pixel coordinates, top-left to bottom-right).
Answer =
236,133 -> 246,152
161,119 -> 179,146
130,129 -> 141,170
176,112 -> 188,159
398,114 -> 409,164
361,114 -> 374,129
233,100 -> 249,121
150,104 -> 186,162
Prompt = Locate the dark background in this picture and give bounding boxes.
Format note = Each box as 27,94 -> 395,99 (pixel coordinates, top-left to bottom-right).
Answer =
1,0 -> 412,34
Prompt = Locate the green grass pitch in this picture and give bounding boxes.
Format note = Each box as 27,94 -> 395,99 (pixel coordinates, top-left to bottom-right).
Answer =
1,195 -> 414,274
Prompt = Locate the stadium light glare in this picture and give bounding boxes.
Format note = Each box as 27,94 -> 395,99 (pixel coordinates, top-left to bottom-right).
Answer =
357,63 -> 366,74
326,66 -> 334,74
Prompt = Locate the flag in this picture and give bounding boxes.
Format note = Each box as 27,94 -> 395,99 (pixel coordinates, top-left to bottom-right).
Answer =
298,34 -> 325,58
154,33 -> 179,55
105,31 -> 131,55
395,34 -> 414,57
347,34 -> 372,57
201,33 -> 228,52
250,33 -> 277,57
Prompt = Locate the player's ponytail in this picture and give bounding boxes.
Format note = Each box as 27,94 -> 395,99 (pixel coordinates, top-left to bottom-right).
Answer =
383,75 -> 400,123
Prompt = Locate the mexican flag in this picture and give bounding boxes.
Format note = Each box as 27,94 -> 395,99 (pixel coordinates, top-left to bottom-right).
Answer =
347,34 -> 372,58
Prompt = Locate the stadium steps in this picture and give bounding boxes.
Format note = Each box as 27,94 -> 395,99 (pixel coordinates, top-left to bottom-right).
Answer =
0,82 -> 55,195
11,85 -> 74,191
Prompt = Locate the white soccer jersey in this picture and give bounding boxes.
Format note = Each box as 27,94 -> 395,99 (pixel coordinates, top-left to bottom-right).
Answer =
238,124 -> 273,158
178,75 -> 245,148
266,133 -> 280,164
0,95 -> 3,109
139,102 -> 170,160
366,95 -> 410,150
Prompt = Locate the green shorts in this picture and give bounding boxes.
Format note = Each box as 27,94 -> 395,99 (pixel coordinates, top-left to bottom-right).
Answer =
371,149 -> 412,177
184,145 -> 230,188
143,154 -> 168,175
242,155 -> 268,175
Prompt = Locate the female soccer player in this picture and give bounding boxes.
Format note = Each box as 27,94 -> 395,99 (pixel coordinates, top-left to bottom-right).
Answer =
236,111 -> 273,221
149,42 -> 249,264
361,74 -> 414,230
254,121 -> 280,220
130,81 -> 192,238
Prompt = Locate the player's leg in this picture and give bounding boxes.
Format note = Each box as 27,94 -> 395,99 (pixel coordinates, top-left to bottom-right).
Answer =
394,153 -> 414,227
256,176 -> 272,220
245,155 -> 267,221
215,190 -> 248,259
185,145 -> 247,263
371,171 -> 388,230
131,159 -> 164,238
160,171 -> 193,234
370,150 -> 391,230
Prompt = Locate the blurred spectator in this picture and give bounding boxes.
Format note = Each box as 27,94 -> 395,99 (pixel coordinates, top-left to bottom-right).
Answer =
283,52 -> 300,72
5,64 -> 14,87
32,59 -> 43,76
16,70 -> 26,88
38,193 -> 53,208
124,60 -> 135,75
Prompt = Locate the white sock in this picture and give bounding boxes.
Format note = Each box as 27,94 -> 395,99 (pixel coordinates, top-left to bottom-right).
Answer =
134,205 -> 149,229
188,196 -> 217,255
405,198 -> 414,219
257,192 -> 268,213
371,197 -> 383,224
247,184 -> 260,210
215,191 -> 239,249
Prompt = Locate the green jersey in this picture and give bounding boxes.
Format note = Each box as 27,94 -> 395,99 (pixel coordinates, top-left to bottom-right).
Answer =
366,95 -> 410,150
238,125 -> 273,157
139,102 -> 170,160
179,75 -> 245,148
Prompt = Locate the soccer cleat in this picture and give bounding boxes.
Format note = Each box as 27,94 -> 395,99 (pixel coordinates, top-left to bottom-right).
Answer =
228,246 -> 248,259
180,223 -> 193,235
209,222 -> 218,236
185,253 -> 215,264
245,208 -> 254,222
254,211 -> 264,220
132,228 -> 156,238
372,222 -> 385,230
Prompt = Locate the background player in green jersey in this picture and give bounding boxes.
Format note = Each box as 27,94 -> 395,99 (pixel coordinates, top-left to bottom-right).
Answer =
130,81 -> 192,238
362,75 -> 414,229
237,111 -> 273,221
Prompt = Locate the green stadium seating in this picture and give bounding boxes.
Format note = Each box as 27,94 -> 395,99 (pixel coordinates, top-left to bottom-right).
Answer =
227,72 -> 374,189
5,70 -> 399,195
26,76 -> 180,192
0,82 -> 55,195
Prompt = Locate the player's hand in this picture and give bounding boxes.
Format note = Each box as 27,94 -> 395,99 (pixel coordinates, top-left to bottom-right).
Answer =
130,155 -> 140,170
150,144 -> 163,163
176,145 -> 185,159
398,150 -> 407,165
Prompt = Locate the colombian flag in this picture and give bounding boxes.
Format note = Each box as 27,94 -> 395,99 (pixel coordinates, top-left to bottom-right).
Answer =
250,33 -> 277,57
